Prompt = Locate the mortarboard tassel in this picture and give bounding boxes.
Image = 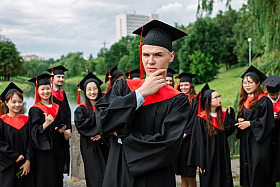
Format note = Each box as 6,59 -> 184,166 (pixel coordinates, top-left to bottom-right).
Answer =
139,26 -> 144,79
77,82 -> 81,104
264,80 -> 272,96
176,75 -> 179,90
198,92 -> 201,115
35,76 -> 40,103
128,71 -> 131,79
109,70 -> 112,89
51,67 -> 54,90
0,99 -> 1,116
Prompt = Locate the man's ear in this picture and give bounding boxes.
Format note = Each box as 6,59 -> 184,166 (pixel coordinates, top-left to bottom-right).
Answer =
169,51 -> 175,63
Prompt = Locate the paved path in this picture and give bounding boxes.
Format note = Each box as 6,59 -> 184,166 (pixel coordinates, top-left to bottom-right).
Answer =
64,159 -> 240,187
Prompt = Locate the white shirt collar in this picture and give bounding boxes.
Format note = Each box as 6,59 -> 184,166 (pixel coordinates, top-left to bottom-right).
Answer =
210,112 -> 217,117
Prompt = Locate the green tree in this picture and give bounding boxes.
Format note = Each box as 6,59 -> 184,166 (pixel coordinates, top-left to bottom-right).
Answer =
188,50 -> 215,84
104,43 -> 129,70
22,59 -> 49,78
0,41 -> 23,80
95,57 -> 107,75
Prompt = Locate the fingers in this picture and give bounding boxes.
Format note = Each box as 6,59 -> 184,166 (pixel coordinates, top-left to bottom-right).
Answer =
150,69 -> 166,77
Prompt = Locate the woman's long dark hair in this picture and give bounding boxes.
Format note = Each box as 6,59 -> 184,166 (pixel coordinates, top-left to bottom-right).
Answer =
204,94 -> 225,137
84,80 -> 102,117
237,76 -> 264,118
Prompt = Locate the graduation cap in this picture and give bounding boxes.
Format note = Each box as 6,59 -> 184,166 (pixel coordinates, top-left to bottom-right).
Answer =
179,72 -> 197,83
47,65 -> 68,89
133,20 -> 188,79
241,65 -> 267,84
196,83 -> 215,115
0,82 -> 23,115
105,65 -> 122,89
77,72 -> 103,104
166,68 -> 176,78
28,73 -> 53,102
262,75 -> 280,94
125,69 -> 140,79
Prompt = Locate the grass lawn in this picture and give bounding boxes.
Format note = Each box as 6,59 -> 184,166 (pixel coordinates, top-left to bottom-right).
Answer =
0,76 -> 31,91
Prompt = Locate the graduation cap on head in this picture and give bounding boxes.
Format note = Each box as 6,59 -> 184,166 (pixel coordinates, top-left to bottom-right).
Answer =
196,83 -> 215,115
76,72 -> 103,104
179,72 -> 197,83
166,68 -> 176,78
241,65 -> 267,84
125,69 -> 140,79
133,20 -> 188,79
0,82 -> 23,115
28,73 -> 53,103
262,75 -> 280,94
47,65 -> 68,89
105,65 -> 122,89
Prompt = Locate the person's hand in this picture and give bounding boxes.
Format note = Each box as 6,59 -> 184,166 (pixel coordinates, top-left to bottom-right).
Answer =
44,113 -> 54,127
227,106 -> 231,114
197,167 -> 202,173
64,129 -> 72,140
90,135 -> 101,141
55,126 -> 66,133
20,159 -> 30,177
15,155 -> 24,162
110,132 -> 118,137
137,69 -> 166,98
235,121 -> 251,130
183,133 -> 187,138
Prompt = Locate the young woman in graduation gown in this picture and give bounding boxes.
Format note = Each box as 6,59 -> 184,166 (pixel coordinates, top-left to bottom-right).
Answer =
236,66 -> 274,187
188,84 -> 236,187
28,74 -> 66,187
0,82 -> 35,187
175,72 -> 198,187
74,72 -> 109,187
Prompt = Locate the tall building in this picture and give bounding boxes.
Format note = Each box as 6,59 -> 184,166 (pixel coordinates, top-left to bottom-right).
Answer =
22,55 -> 45,61
115,13 -> 159,42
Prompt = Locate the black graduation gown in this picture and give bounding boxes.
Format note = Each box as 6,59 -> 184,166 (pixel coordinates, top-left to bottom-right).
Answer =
270,99 -> 280,182
95,79 -> 190,187
236,95 -> 274,187
28,104 -> 64,187
52,89 -> 71,174
0,115 -> 35,187
74,105 -> 109,187
174,95 -> 197,177
188,108 -> 236,187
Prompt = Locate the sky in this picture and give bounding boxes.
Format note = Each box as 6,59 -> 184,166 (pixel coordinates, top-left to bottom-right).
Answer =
0,0 -> 246,60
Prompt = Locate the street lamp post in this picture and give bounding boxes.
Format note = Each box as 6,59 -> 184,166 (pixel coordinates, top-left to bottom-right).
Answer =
248,38 -> 252,66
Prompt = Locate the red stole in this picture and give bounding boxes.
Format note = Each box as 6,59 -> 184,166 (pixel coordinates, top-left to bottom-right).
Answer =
187,94 -> 197,101
1,114 -> 29,130
80,102 -> 95,112
33,103 -> 59,119
52,88 -> 64,102
273,100 -> 280,114
126,79 -> 181,106
243,93 -> 266,109
198,110 -> 226,130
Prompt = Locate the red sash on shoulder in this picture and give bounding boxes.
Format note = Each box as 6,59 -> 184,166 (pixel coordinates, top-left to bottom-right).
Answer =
273,100 -> 280,114
244,93 -> 266,109
80,102 -> 95,112
1,114 -> 29,130
33,103 -> 59,119
197,110 -> 226,130
52,89 -> 64,102
188,94 -> 197,101
126,79 -> 181,106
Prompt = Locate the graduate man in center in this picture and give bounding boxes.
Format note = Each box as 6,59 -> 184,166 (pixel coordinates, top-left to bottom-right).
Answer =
95,20 -> 190,187
47,65 -> 71,175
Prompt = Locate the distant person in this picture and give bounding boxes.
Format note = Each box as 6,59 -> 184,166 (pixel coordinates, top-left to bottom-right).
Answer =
175,72 -> 198,187
47,65 -> 71,175
125,69 -> 140,80
236,66 -> 274,187
166,68 -> 176,87
262,75 -> 280,184
0,82 -> 35,187
103,65 -> 125,94
74,72 -> 109,187
95,19 -> 190,187
188,84 -> 236,187
28,74 -> 66,187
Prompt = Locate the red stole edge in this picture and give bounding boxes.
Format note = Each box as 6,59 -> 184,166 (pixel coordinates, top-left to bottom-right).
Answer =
80,102 -> 95,112
126,79 -> 181,106
197,110 -> 226,130
52,88 -> 64,102
244,93 -> 266,109
33,103 -> 59,119
1,114 -> 29,130
273,100 -> 280,114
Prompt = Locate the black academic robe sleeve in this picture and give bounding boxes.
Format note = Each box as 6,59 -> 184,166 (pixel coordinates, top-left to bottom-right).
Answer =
122,95 -> 189,177
74,105 -> 99,137
0,120 -> 20,171
184,98 -> 198,135
63,91 -> 72,130
225,107 -> 237,136
28,107 -> 51,151
96,80 -> 137,137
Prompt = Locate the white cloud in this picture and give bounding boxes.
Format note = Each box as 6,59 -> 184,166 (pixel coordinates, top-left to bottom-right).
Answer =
186,3 -> 198,11
156,2 -> 183,13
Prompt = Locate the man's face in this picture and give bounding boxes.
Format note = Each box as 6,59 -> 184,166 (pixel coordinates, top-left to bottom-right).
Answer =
269,92 -> 280,101
53,74 -> 65,87
142,45 -> 174,78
